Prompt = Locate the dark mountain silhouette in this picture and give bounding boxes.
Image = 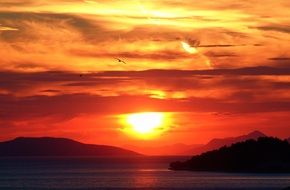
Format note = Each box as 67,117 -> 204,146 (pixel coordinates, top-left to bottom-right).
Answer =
126,131 -> 266,155
170,137 -> 290,173
126,143 -> 202,155
287,137 -> 290,143
0,137 -> 141,157
185,131 -> 266,155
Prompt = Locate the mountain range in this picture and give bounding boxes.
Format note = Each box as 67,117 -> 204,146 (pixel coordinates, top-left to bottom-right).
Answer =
125,143 -> 202,156
1,131 -> 288,157
0,137 -> 141,157
185,130 -> 267,155
126,131 -> 268,155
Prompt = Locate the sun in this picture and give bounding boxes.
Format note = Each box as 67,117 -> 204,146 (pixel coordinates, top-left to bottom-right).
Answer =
127,112 -> 164,134
121,112 -> 169,139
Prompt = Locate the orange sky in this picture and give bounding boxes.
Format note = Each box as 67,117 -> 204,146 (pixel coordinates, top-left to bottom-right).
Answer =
0,0 -> 290,151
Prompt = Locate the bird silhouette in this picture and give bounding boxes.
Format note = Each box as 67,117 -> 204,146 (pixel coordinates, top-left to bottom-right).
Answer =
115,58 -> 127,64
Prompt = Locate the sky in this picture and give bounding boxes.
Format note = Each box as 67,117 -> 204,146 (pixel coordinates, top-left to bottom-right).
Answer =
0,0 -> 290,150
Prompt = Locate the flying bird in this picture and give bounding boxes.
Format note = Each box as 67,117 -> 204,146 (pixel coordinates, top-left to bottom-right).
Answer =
187,39 -> 200,47
181,41 -> 199,54
115,58 -> 127,64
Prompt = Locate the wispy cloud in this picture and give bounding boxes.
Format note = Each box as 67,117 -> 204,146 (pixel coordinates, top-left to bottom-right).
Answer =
1,0 -> 290,143
269,57 -> 290,61
254,24 -> 290,34
0,0 -> 289,71
0,24 -> 18,31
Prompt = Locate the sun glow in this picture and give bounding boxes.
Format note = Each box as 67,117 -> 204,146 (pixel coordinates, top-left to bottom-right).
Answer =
121,112 -> 169,139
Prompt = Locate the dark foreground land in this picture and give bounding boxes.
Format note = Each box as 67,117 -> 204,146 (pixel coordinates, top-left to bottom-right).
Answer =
170,137 -> 290,173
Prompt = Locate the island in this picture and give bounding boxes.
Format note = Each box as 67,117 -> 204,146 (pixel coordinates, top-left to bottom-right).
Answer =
0,137 -> 141,157
169,137 -> 290,173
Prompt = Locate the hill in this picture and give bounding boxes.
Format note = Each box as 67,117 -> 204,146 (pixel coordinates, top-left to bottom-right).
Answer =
125,131 -> 266,155
0,137 -> 141,157
170,137 -> 290,173
125,143 -> 202,156
185,131 -> 266,155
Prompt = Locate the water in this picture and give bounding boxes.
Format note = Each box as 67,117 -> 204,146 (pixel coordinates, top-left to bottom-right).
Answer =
0,156 -> 290,190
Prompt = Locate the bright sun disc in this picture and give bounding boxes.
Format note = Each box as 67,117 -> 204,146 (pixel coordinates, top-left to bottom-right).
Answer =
127,112 -> 164,134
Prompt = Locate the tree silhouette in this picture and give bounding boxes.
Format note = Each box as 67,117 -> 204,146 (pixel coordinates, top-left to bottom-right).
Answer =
170,137 -> 290,173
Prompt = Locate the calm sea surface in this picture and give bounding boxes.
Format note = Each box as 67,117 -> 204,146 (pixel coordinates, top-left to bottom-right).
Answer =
0,156 -> 290,190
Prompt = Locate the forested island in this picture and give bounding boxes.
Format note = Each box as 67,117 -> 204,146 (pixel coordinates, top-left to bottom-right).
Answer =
170,137 -> 290,173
